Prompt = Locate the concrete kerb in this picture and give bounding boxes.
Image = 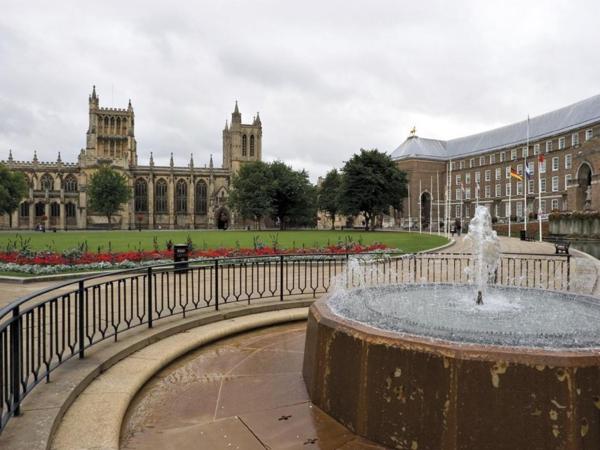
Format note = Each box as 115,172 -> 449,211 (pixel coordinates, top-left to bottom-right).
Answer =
0,297 -> 315,450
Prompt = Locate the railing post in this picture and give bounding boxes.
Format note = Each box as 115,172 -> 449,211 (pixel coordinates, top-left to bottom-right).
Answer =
11,305 -> 21,416
78,280 -> 85,359
215,260 -> 220,311
147,267 -> 153,328
280,255 -> 284,302
566,255 -> 571,291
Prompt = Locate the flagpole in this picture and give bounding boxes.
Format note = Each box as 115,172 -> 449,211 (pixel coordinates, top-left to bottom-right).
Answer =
407,183 -> 411,233
524,116 -> 529,233
476,181 -> 479,207
419,179 -> 422,234
430,175 -> 433,232
436,171 -> 440,234
538,155 -> 543,242
448,160 -> 452,237
508,179 -> 512,238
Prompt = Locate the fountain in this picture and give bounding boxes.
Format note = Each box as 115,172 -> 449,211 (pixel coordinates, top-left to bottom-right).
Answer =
303,206 -> 600,449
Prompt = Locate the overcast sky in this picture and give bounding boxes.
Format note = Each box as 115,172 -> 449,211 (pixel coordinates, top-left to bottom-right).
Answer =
1,0 -> 599,180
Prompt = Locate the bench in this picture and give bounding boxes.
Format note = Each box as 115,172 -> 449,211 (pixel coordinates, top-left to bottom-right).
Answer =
554,241 -> 570,255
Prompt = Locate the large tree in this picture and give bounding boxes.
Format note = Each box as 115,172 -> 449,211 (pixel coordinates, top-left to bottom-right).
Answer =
87,166 -> 131,230
228,161 -> 272,229
317,169 -> 342,229
0,164 -> 28,227
339,149 -> 407,231
269,161 -> 316,230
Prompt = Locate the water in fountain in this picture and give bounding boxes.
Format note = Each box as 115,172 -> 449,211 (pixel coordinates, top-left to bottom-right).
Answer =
464,205 -> 501,304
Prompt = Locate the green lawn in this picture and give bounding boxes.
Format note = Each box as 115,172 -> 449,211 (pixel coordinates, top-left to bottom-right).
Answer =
0,230 -> 448,254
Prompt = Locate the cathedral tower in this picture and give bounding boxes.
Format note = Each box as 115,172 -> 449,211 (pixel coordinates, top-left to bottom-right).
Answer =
83,85 -> 137,168
222,101 -> 262,172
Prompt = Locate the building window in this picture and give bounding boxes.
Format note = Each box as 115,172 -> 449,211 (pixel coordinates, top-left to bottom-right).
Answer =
50,202 -> 60,217
500,152 -> 505,162
455,205 -> 460,217
516,181 -> 523,195
558,137 -> 565,150
533,143 -> 540,155
134,178 -> 148,213
465,173 -> 471,184
516,201 -> 523,218
517,164 -> 523,175
565,154 -> 572,169
66,203 -> 76,218
586,129 -> 593,141
495,168 -> 501,180
505,202 -> 511,218
505,183 -> 511,196
546,141 -> 553,152
528,162 -> 535,176
485,170 -> 491,181
479,156 -> 485,166
565,174 -> 572,189
572,133 -> 579,146
63,175 -> 77,193
475,171 -> 481,182
540,178 -> 546,193
552,176 -> 559,192
40,174 -> 54,191
464,189 -> 471,200
528,180 -> 534,194
469,158 -> 474,168
539,160 -> 546,173
456,174 -> 461,184
495,184 -> 501,197
551,199 -> 559,211
540,199 -> 547,213
522,146 -> 529,158
20,202 -> 29,217
195,180 -> 207,215
175,179 -> 187,213
459,160 -> 465,169
552,157 -> 559,171
242,135 -> 247,156
505,166 -> 511,179
250,135 -> 255,157
490,154 -> 496,164
455,188 -> 461,201
510,149 -> 517,160
484,185 -> 490,198
155,179 -> 168,213
35,202 -> 45,217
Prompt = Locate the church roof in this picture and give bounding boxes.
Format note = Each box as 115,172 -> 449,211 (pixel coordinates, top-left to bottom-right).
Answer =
391,93 -> 600,161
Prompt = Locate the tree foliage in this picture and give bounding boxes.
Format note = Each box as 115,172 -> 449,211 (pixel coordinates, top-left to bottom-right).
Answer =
339,149 -> 407,230
0,164 -> 28,226
317,169 -> 342,229
228,161 -> 316,230
228,161 -> 272,229
87,166 -> 131,230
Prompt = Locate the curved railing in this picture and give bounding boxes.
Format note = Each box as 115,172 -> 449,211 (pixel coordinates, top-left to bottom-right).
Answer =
0,251 -> 570,432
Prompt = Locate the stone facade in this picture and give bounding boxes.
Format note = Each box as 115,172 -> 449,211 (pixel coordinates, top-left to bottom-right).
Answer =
0,87 -> 262,230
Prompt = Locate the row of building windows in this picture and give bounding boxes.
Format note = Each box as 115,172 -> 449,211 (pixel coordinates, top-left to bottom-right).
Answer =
455,175 -> 572,201
455,155 -> 572,185
36,174 -> 78,192
452,129 -> 592,170
19,201 -> 77,218
134,178 -> 209,215
241,134 -> 256,157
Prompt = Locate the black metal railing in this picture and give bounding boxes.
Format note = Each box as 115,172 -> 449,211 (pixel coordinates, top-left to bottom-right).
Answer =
0,251 -> 570,432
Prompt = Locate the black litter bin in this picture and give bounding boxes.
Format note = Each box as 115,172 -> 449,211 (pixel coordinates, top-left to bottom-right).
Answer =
520,230 -> 527,241
173,244 -> 189,271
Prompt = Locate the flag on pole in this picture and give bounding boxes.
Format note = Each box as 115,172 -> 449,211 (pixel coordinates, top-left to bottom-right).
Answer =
525,162 -> 532,179
538,154 -> 545,163
510,167 -> 523,181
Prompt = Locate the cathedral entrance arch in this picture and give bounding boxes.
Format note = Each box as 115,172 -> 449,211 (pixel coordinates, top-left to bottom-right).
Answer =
215,207 -> 230,230
420,191 -> 431,229
575,162 -> 593,210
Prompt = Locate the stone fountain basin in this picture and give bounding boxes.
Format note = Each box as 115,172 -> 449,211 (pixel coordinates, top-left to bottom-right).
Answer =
303,286 -> 600,450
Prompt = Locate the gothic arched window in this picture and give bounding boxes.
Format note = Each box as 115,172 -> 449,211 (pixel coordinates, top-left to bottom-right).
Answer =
50,202 -> 60,217
195,180 -> 207,215
40,174 -> 54,191
35,202 -> 45,217
155,179 -> 168,213
250,135 -> 255,156
242,135 -> 247,156
66,203 -> 76,218
20,202 -> 29,217
63,175 -> 78,193
134,178 -> 148,213
175,179 -> 187,213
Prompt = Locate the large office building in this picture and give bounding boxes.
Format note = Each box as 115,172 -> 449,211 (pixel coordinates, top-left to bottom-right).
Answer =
0,87 -> 262,230
392,94 -> 600,228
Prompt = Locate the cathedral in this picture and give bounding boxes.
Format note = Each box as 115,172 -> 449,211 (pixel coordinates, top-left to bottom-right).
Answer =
0,87 -> 262,230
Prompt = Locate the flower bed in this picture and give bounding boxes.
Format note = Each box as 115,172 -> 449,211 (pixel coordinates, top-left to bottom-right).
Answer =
0,243 -> 393,275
